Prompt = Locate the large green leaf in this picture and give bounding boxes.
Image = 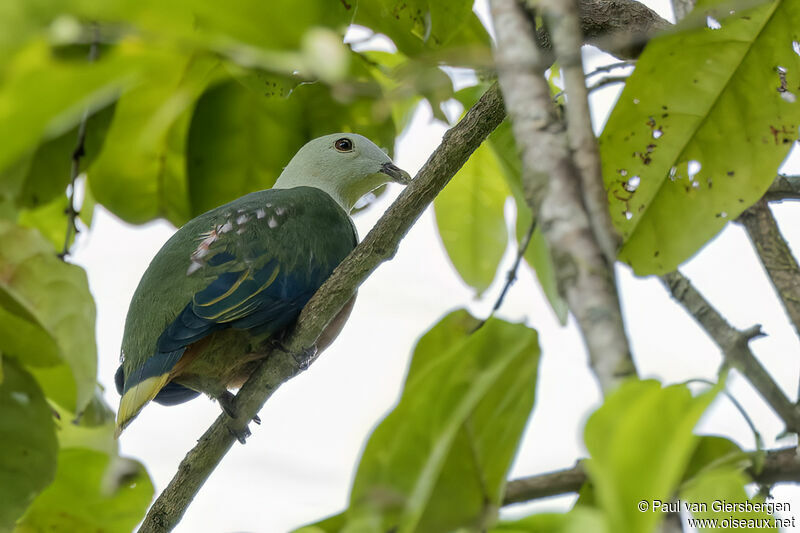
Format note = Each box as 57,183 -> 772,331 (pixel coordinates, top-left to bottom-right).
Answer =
600,0 -> 800,274
0,359 -> 57,532
303,310 -> 539,533
89,52 -> 220,225
15,448 -> 153,533
583,380 -> 719,533
0,222 -> 97,413
0,39 -> 141,175
187,75 -> 396,216
434,143 -> 509,296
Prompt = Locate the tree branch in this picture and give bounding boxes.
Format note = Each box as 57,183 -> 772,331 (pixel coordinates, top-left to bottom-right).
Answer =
541,0 -> 621,263
660,271 -> 800,434
738,199 -> 800,344
533,0 -> 671,60
502,447 -> 800,506
491,0 -> 635,394
765,175 -> 800,202
137,84 -> 506,533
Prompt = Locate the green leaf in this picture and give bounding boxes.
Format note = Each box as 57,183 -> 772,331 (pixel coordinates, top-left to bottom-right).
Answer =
682,435 -> 748,483
334,310 -> 540,533
17,103 -> 115,211
68,0 -> 353,55
0,39 -> 140,175
187,75 -> 396,217
680,468 -> 778,531
0,359 -> 57,532
434,143 -> 509,296
0,222 -> 97,413
89,52 -> 220,225
15,448 -> 153,533
599,0 -> 800,274
583,380 -> 719,533
490,508 -> 609,533
353,0 -> 492,66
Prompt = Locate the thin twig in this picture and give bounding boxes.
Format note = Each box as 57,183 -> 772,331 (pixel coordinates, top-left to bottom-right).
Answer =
587,74 -> 629,92
584,59 -> 636,78
764,175 -> 800,202
660,271 -> 800,434
502,447 -> 800,506
60,27 -> 99,260
684,378 -> 764,450
137,83 -> 507,533
489,219 -> 537,323
738,199 -> 800,343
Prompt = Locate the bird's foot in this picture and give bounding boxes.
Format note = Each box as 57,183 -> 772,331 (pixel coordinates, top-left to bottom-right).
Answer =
227,423 -> 251,445
268,339 -> 318,371
292,345 -> 318,371
217,390 -> 261,425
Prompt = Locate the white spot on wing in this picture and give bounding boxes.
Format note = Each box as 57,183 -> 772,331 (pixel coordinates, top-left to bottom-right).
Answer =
268,217 -> 278,228
256,208 -> 266,219
187,261 -> 203,275
220,221 -> 233,233
275,207 -> 286,216
236,214 -> 249,225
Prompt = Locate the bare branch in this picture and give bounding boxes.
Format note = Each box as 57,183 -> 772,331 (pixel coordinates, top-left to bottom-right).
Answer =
502,447 -> 800,506
137,84 -> 506,533
660,271 -> 800,434
541,0 -> 621,262
765,175 -> 800,202
671,0 -> 697,21
533,0 -> 671,59
491,0 -> 635,393
738,199 -> 800,344
587,74 -> 629,92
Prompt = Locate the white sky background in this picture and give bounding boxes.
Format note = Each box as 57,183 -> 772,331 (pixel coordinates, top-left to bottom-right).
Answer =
70,1 -> 800,531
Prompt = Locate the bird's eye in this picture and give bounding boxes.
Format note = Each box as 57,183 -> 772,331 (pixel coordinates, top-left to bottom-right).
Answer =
334,138 -> 354,152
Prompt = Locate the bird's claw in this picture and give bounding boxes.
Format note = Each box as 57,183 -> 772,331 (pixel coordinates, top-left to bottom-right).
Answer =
218,390 -> 262,426
292,345 -> 318,371
227,423 -> 251,444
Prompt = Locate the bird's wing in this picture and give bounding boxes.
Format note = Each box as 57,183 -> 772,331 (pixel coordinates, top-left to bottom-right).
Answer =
117,187 -> 356,433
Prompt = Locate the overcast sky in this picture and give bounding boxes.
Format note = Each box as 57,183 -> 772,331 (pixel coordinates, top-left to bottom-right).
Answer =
71,1 -> 800,531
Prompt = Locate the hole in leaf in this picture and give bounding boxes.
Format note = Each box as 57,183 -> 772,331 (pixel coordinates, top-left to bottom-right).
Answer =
652,128 -> 663,139
626,175 -> 641,192
793,41 -> 800,57
624,211 -> 633,220
633,98 -> 640,104
619,169 -> 628,176
669,166 -> 678,181
687,160 -> 702,179
706,16 -> 721,29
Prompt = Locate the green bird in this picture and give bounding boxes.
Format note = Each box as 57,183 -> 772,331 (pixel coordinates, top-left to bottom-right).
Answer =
114,133 -> 410,436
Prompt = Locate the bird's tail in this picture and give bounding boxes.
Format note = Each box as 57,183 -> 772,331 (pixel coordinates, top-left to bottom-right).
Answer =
115,349 -> 185,437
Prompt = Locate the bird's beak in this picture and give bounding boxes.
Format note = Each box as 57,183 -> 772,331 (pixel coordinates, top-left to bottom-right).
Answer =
380,162 -> 412,185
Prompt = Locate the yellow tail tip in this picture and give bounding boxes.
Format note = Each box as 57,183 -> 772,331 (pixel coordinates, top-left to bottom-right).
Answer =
115,374 -> 171,437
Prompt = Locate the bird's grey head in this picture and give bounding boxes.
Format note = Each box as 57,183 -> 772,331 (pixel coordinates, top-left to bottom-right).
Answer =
273,133 -> 411,213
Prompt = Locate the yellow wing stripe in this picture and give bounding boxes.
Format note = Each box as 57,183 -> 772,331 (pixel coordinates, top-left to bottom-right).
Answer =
194,266 -> 252,308
203,264 -> 281,322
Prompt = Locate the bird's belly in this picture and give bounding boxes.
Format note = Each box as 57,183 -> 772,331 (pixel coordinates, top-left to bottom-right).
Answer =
170,295 -> 357,397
